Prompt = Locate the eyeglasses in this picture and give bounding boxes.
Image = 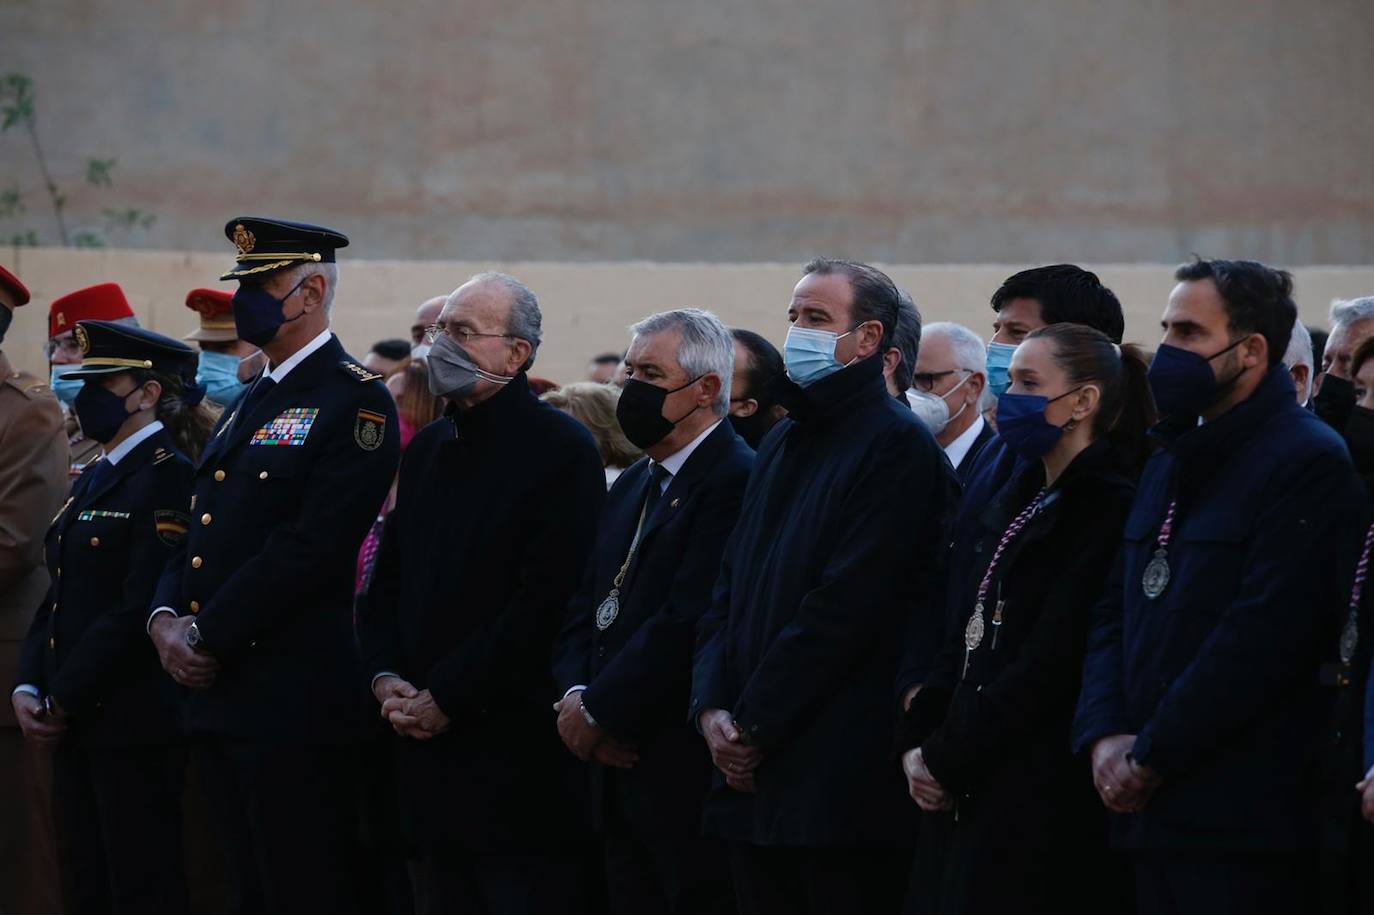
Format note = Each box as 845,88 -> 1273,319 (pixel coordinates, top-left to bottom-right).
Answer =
424,323 -> 515,346
911,369 -> 972,392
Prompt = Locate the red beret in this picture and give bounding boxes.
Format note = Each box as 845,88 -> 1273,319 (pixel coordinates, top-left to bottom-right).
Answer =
0,264 -> 30,307
183,288 -> 238,342
49,283 -> 134,339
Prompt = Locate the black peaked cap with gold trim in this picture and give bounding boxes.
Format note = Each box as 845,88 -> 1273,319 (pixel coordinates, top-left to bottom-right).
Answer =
220,216 -> 350,281
67,319 -> 199,380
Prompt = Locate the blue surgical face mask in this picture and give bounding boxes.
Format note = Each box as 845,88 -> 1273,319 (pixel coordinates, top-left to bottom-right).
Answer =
50,364 -> 84,406
783,324 -> 857,387
197,350 -> 252,407
996,387 -> 1081,460
231,276 -> 308,347
1147,339 -> 1247,419
986,342 -> 1017,398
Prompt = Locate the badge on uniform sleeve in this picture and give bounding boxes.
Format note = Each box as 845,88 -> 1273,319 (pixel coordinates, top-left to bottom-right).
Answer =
154,510 -> 190,546
355,409 -> 386,451
251,407 -> 319,446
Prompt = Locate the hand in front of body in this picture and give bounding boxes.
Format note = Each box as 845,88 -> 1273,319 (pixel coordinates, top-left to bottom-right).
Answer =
1355,764 -> 1374,823
902,747 -> 952,811
1091,734 -> 1160,813
553,690 -> 640,769
382,688 -> 451,740
698,708 -> 763,793
11,692 -> 67,746
149,614 -> 219,689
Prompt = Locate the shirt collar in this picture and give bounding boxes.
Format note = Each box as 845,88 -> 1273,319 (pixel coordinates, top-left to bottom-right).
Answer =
267,329 -> 333,384
942,413 -> 985,469
104,420 -> 163,465
652,420 -> 722,484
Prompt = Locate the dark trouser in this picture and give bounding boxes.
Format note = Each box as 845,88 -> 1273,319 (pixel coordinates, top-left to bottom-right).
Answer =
194,737 -> 360,915
412,846 -> 589,915
51,742 -> 189,915
729,842 -> 911,915
1134,852 -> 1303,915
0,731 -> 63,915
603,827 -> 734,915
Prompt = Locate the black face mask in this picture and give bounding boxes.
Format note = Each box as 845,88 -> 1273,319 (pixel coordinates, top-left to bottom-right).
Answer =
1344,405 -> 1374,478
729,408 -> 774,450
616,376 -> 702,450
1314,374 -> 1357,434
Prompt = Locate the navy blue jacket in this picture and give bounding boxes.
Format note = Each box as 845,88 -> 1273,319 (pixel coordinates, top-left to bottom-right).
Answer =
19,427 -> 191,746
690,356 -> 948,846
151,335 -> 400,743
359,374 -> 605,847
553,420 -> 754,836
1072,367 -> 1363,850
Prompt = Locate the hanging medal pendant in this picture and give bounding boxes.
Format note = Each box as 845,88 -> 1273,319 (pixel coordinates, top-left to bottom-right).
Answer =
1340,611 -> 1360,666
1142,548 -> 1171,599
595,589 -> 621,631
964,602 -> 985,652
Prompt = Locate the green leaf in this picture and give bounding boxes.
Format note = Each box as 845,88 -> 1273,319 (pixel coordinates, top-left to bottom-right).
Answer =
86,158 -> 117,187
72,230 -> 106,248
8,230 -> 41,247
0,186 -> 22,218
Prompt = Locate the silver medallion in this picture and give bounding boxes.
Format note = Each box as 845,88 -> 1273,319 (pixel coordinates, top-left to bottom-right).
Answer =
964,601 -> 985,652
595,590 -> 620,631
1340,611 -> 1360,666
1142,548 -> 1171,599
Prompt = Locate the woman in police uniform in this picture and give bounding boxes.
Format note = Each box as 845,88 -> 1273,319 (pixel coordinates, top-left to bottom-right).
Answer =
11,320 -> 218,915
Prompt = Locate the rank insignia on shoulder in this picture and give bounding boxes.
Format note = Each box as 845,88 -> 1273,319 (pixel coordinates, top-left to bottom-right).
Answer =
340,361 -> 384,383
153,447 -> 175,465
154,510 -> 190,546
355,408 -> 386,451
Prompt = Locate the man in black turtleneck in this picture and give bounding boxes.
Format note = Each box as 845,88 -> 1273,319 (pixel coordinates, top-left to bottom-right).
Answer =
690,258 -> 949,915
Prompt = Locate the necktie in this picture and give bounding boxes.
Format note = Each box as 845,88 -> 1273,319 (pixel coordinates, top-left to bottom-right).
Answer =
81,458 -> 112,494
644,463 -> 671,518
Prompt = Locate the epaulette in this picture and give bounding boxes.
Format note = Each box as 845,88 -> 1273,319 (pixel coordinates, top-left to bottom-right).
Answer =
339,360 -> 383,383
153,446 -> 175,465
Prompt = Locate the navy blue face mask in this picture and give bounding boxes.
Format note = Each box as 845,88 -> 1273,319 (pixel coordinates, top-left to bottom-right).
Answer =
73,380 -> 140,444
231,276 -> 308,347
996,388 -> 1082,460
1147,338 -> 1247,418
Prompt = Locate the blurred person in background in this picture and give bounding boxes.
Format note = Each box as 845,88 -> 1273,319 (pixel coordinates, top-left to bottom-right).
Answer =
542,382 -> 643,487
365,339 -> 413,378
410,295 -> 447,360
1313,296 -> 1374,434
182,287 -> 266,408
909,322 -> 992,481
883,291 -> 922,403
727,329 -> 786,450
587,352 -> 624,384
1282,318 -> 1314,407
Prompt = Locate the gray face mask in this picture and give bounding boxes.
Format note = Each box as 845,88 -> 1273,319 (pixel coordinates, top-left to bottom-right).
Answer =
425,333 -> 513,399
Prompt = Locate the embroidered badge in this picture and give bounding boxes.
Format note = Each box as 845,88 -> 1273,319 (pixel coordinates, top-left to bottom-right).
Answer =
250,407 -> 319,446
154,510 -> 190,546
74,324 -> 90,355
76,510 -> 132,521
355,408 -> 386,451
233,223 -> 256,255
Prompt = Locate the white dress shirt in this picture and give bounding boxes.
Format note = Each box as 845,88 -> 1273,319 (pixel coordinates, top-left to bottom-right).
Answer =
942,413 -> 985,471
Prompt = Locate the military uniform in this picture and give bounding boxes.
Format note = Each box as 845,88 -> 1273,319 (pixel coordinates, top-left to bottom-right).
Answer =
149,217 -> 400,914
16,320 -> 200,915
0,265 -> 69,915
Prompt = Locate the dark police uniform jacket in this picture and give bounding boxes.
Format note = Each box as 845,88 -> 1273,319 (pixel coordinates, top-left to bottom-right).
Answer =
690,356 -> 948,846
358,374 -> 605,848
1073,367 -> 1363,851
18,427 -> 191,746
151,334 -> 399,743
552,420 -> 754,836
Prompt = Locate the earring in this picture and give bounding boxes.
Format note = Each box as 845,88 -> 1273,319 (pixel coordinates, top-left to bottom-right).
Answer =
1064,418 -> 1079,431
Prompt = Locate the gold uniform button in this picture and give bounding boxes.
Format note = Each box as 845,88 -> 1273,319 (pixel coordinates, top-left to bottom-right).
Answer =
191,556 -> 203,569
48,638 -> 55,649
259,471 -> 269,480
201,513 -> 212,525
90,537 -> 100,547
190,600 -> 200,613
214,470 -> 226,482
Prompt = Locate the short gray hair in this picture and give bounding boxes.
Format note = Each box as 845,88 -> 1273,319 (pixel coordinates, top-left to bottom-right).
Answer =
283,261 -> 339,316
628,308 -> 733,418
1330,296 -> 1374,330
1283,318 -> 1314,402
925,321 -> 990,409
470,271 -> 542,371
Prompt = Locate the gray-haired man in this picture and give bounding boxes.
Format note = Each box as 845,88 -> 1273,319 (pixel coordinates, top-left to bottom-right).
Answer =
1314,295 -> 1374,432
553,308 -> 753,915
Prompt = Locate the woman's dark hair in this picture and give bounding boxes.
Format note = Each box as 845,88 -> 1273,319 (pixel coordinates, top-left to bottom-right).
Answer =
128,367 -> 221,463
393,360 -> 444,429
1026,323 -> 1157,471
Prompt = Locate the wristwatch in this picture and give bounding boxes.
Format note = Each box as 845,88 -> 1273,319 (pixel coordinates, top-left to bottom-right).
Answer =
185,621 -> 202,649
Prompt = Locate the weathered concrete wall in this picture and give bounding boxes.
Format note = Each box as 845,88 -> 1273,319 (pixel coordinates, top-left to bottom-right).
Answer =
1,1 -> 1372,264
4,246 -> 1372,384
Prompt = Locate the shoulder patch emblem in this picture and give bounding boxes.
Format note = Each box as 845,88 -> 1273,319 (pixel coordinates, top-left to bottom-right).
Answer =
339,361 -> 384,383
355,408 -> 386,451
154,510 -> 190,546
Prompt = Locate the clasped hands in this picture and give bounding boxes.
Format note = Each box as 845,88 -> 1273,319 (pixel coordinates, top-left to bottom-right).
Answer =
1091,734 -> 1161,813
374,676 -> 451,740
11,692 -> 68,746
698,709 -> 764,793
554,689 -> 639,769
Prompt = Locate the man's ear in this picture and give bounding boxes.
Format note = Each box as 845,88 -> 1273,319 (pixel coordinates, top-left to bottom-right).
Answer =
508,337 -> 532,373
698,373 -> 722,408
882,345 -> 901,376
300,272 -> 328,312
731,398 -> 759,418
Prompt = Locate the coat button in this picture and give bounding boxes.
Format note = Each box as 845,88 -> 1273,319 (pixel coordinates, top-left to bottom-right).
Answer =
259,471 -> 269,480
214,470 -> 226,482
190,601 -> 200,613
89,537 -> 100,547
201,513 -> 212,526
191,556 -> 203,569
48,638 -> 55,649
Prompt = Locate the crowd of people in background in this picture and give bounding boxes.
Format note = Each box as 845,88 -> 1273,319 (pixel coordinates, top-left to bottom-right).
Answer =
3,215 -> 1374,915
